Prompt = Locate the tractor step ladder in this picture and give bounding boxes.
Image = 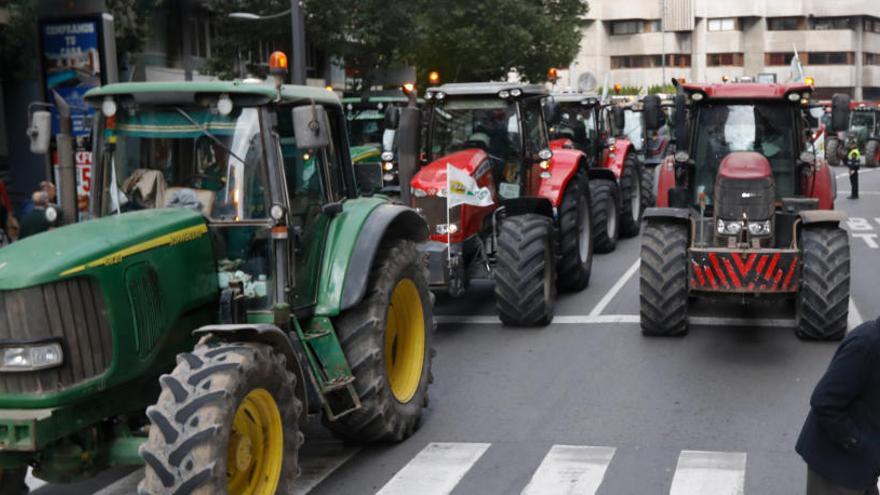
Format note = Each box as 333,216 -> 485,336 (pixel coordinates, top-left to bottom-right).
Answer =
295,317 -> 362,420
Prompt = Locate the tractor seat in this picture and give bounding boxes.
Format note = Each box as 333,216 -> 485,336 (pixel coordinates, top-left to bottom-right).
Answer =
164,187 -> 216,216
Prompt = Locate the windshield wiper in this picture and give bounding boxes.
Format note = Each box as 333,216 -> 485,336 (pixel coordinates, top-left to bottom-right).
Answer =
174,107 -> 247,165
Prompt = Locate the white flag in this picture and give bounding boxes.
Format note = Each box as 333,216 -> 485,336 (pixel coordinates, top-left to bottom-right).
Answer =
789,46 -> 805,83
446,163 -> 493,208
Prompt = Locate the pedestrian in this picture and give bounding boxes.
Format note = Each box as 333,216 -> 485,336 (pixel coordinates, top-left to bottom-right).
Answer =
846,139 -> 861,199
795,317 -> 880,495
17,190 -> 51,239
0,177 -> 16,241
19,180 -> 57,216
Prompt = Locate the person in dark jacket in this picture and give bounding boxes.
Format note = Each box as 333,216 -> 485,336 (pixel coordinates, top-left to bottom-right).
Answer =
796,318 -> 880,495
18,191 -> 51,239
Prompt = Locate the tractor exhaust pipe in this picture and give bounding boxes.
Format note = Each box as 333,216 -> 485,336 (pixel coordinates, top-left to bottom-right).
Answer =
53,91 -> 78,225
396,105 -> 421,206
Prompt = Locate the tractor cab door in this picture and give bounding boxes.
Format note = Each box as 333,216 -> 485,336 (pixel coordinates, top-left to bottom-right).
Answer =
520,98 -> 551,195
274,106 -> 344,310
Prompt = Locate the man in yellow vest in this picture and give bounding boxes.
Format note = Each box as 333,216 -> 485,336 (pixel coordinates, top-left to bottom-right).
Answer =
846,138 -> 861,200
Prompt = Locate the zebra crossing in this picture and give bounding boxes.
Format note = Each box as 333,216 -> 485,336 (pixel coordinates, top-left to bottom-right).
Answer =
374,442 -> 747,495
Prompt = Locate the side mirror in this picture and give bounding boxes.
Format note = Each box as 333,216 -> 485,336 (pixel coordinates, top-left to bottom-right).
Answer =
831,93 -> 851,133
384,106 -> 400,130
292,105 -> 331,150
612,106 -> 626,133
673,93 -> 689,150
643,95 -> 661,131
27,110 -> 52,155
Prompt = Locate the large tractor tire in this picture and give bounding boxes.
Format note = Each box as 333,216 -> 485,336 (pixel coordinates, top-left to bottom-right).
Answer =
825,137 -> 841,166
796,225 -> 850,341
866,139 -> 880,167
557,171 -> 593,292
495,214 -> 556,326
589,179 -> 620,253
139,342 -> 302,495
619,154 -> 644,238
640,220 -> 689,336
0,467 -> 28,495
326,239 -> 433,442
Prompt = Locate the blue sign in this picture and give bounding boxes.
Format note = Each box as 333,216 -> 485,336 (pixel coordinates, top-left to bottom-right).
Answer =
40,19 -> 102,137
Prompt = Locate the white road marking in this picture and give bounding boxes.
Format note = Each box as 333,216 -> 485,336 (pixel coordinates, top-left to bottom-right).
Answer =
376,442 -> 490,495
669,450 -> 746,495
852,233 -> 879,248
588,259 -> 641,317
293,443 -> 361,494
849,298 -> 864,330
521,445 -> 616,495
835,168 -> 880,179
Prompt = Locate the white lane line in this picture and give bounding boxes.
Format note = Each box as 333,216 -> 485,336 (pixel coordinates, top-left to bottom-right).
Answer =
848,298 -> 864,331
293,443 -> 361,494
588,259 -> 641,317
521,445 -> 616,495
376,442 -> 490,495
669,450 -> 746,495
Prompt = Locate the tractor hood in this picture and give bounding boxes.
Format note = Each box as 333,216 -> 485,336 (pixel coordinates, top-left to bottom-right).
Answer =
0,208 -> 208,290
412,149 -> 488,191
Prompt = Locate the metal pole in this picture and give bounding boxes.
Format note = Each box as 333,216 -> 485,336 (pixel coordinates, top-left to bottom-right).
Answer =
291,0 -> 307,85
52,92 -> 77,225
660,0 -> 666,85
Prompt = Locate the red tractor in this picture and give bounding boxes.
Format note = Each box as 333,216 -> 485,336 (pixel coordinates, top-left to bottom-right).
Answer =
641,82 -> 851,340
548,93 -> 654,252
411,83 -> 595,325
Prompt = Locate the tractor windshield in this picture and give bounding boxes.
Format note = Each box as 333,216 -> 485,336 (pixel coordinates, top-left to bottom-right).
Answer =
551,103 -> 597,151
100,106 -> 268,221
429,98 -> 519,162
692,102 -> 797,204
347,112 -> 387,147
623,109 -> 644,151
850,111 -> 876,135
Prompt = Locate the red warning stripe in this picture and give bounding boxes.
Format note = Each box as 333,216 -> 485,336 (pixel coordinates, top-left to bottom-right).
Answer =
755,254 -> 769,278
782,256 -> 798,290
708,253 -> 729,288
692,261 -> 706,287
731,252 -> 757,278
703,263 -> 718,289
763,253 -> 780,281
722,257 -> 742,289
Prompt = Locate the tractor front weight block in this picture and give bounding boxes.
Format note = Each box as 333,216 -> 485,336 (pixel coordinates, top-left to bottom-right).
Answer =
688,248 -> 799,294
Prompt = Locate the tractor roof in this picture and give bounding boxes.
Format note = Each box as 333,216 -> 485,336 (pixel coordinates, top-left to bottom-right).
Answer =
850,101 -> 880,110
551,91 -> 600,105
428,82 -> 548,98
681,82 -> 812,100
342,89 -> 409,105
85,81 -> 341,107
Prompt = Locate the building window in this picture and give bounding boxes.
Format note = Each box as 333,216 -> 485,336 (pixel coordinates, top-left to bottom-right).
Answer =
765,52 -> 799,66
808,52 -> 854,65
707,18 -> 738,32
610,55 -> 663,68
610,19 -> 662,35
866,18 -> 880,34
866,53 -> 880,66
810,17 -> 852,30
767,17 -> 803,31
665,54 -> 691,67
707,53 -> 744,66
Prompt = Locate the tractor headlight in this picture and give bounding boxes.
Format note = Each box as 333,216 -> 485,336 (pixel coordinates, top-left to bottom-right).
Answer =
412,188 -> 427,198
381,151 -> 394,162
383,161 -> 395,171
436,223 -> 459,235
747,220 -> 772,236
716,219 -> 742,235
0,341 -> 63,372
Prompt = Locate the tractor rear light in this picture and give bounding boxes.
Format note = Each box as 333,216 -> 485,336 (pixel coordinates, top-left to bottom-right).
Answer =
0,342 -> 63,372
716,219 -> 742,236
747,220 -> 772,236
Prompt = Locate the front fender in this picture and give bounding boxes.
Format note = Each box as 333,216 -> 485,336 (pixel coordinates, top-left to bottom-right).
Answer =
539,149 -> 583,207
655,156 -> 676,207
601,138 -> 634,179
315,198 -> 428,316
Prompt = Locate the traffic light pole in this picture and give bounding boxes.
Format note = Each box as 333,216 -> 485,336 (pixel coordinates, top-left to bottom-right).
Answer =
291,0 -> 307,85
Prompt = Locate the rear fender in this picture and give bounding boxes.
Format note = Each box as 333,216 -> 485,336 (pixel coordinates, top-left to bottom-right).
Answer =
193,324 -> 309,416
643,207 -> 691,223
798,209 -> 847,226
655,156 -> 677,207
538,149 -> 583,207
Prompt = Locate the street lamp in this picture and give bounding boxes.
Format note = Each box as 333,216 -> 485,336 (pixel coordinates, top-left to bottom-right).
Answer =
228,1 -> 307,85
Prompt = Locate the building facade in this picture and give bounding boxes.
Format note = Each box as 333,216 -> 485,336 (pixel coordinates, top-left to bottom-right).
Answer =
563,0 -> 880,99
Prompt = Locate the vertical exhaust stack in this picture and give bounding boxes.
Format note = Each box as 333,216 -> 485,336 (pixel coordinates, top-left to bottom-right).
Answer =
52,91 -> 78,225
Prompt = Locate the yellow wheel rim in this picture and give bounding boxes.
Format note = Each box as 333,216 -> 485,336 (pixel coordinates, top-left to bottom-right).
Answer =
227,388 -> 284,495
384,278 -> 426,403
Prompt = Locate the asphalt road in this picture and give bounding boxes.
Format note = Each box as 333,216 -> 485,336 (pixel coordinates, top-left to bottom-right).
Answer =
34,168 -> 880,494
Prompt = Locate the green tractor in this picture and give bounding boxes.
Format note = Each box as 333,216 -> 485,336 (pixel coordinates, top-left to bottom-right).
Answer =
343,89 -> 420,196
0,76 -> 434,493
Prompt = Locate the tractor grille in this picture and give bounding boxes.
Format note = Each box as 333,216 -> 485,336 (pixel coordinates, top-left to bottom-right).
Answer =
0,278 -> 113,394
714,177 -> 774,221
413,196 -> 460,237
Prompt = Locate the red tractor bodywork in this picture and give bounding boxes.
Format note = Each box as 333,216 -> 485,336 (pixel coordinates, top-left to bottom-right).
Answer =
600,137 -> 635,179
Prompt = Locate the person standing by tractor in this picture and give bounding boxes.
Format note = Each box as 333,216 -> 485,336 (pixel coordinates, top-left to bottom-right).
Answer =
847,138 -> 861,199
796,317 -> 880,495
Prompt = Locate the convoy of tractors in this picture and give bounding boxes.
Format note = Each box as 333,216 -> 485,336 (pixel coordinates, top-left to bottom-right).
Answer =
0,49 -> 860,493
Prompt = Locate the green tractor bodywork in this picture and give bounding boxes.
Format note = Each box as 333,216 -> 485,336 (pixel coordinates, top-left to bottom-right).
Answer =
0,81 -> 432,491
848,106 -> 880,166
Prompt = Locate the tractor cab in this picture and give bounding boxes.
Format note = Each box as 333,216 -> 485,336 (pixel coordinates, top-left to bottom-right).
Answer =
343,89 -> 419,194
548,92 -> 602,159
